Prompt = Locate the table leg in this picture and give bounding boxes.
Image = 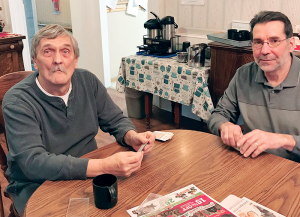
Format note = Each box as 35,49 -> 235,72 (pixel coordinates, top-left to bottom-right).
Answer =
174,102 -> 182,129
171,101 -> 175,118
144,93 -> 153,129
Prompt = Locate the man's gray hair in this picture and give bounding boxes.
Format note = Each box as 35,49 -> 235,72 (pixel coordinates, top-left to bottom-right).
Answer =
31,24 -> 80,58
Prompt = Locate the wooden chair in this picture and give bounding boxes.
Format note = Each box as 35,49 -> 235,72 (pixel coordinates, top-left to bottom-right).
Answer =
0,142 -> 7,217
0,71 -> 34,217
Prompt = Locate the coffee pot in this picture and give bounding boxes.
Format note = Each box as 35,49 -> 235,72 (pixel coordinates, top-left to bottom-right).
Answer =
144,12 -> 162,39
140,12 -> 179,54
160,15 -> 178,53
188,43 -> 208,67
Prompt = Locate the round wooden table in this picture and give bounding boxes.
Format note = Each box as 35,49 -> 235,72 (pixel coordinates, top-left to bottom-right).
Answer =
25,130 -> 300,216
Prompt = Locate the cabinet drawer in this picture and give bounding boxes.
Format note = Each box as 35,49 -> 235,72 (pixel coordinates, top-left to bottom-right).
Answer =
0,35 -> 26,76
0,41 -> 22,53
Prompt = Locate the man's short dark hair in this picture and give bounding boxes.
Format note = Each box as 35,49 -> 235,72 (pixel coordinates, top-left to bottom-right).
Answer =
250,11 -> 293,40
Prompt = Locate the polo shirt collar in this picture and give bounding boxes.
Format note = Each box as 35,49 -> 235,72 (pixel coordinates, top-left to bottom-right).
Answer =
255,53 -> 300,88
282,54 -> 300,87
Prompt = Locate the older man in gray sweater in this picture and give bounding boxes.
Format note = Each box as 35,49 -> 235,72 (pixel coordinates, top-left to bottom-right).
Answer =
2,24 -> 156,215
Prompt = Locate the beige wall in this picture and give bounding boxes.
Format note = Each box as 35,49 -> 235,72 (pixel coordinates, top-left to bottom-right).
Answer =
151,0 -> 300,45
157,0 -> 300,32
35,0 -> 71,28
3,1 -> 300,40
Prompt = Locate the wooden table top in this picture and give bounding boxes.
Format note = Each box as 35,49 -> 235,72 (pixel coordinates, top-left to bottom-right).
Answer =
25,130 -> 300,216
0,34 -> 25,43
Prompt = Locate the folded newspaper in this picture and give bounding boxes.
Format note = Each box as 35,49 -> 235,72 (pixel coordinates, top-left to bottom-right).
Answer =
126,184 -> 236,217
220,194 -> 285,217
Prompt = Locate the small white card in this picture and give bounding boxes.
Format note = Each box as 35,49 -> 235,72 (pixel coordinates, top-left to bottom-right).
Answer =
154,131 -> 174,142
126,0 -> 139,16
138,142 -> 148,152
106,0 -> 118,10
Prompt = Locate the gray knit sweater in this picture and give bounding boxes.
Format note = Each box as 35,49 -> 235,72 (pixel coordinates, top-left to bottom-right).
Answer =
2,68 -> 136,213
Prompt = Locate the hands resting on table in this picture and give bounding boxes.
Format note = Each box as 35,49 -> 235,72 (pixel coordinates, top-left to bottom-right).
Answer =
219,122 -> 296,158
87,130 -> 155,178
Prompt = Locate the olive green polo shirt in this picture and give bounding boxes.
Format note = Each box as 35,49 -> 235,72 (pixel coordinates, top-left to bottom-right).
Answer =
208,54 -> 300,162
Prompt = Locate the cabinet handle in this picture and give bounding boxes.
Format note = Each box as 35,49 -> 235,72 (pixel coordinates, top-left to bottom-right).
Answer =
10,44 -> 15,49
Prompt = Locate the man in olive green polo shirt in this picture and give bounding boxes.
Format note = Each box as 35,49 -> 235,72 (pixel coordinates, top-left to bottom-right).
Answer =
208,11 -> 300,162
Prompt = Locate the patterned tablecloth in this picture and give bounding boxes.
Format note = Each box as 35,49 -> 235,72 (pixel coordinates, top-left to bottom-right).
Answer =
116,55 -> 214,121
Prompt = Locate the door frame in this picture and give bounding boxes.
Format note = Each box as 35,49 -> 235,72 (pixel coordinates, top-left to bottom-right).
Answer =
8,0 -> 32,71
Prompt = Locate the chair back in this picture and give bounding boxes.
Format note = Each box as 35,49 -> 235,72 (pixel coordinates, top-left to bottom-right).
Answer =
0,71 -> 34,144
0,142 -> 5,217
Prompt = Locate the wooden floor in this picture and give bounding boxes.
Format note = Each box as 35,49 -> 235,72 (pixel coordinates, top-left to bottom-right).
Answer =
0,88 -> 209,216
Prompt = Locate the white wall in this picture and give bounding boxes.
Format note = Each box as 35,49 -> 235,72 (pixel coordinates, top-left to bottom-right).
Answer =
70,0 -> 111,87
107,10 -> 147,79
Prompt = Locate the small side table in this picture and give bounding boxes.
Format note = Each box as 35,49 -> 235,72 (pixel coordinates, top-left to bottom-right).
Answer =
145,93 -> 182,129
117,54 -> 213,129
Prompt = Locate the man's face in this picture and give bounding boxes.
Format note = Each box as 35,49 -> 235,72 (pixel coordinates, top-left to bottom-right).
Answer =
252,21 -> 295,74
33,35 -> 78,94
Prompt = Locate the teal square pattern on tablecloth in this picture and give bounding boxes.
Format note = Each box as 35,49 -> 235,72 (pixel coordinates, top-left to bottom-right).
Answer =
116,55 -> 214,121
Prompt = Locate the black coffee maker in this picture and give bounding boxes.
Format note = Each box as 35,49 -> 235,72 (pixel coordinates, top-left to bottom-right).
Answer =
138,12 -> 179,54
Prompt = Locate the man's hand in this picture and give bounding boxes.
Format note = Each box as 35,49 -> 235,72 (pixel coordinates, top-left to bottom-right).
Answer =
101,151 -> 144,177
87,151 -> 144,177
219,122 -> 243,148
86,131 -> 155,178
124,130 -> 155,154
237,129 -> 296,158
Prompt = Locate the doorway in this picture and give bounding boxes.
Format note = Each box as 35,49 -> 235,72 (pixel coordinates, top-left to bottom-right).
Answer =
23,0 -> 38,70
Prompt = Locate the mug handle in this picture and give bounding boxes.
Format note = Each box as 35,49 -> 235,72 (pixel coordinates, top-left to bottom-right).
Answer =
108,186 -> 117,203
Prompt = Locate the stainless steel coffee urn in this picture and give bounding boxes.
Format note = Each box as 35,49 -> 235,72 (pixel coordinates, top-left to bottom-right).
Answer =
160,16 -> 178,53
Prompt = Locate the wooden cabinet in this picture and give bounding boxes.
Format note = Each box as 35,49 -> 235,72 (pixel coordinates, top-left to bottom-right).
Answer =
0,35 -> 26,77
208,42 -> 254,106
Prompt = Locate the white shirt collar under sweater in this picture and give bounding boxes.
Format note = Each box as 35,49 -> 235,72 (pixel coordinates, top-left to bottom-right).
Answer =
35,77 -> 72,106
